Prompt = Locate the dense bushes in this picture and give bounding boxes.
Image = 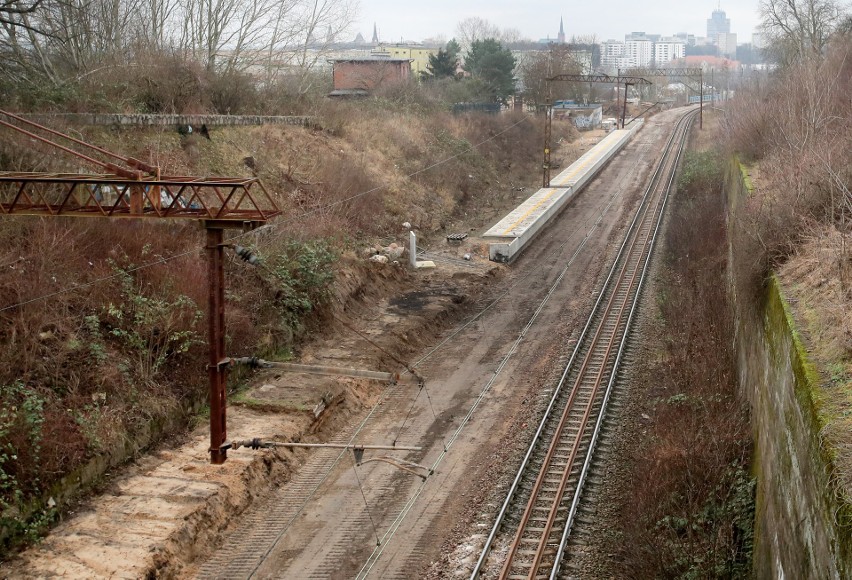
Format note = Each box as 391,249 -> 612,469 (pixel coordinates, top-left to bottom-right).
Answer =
723,38 -> 852,269
616,150 -> 754,577
0,97 -> 563,550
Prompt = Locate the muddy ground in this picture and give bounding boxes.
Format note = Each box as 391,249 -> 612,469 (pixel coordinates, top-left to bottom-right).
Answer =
3,110 -> 684,579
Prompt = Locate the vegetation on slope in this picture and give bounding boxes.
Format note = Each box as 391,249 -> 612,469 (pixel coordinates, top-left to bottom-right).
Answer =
724,32 -> 852,512
615,147 -> 754,577
0,97 -> 575,551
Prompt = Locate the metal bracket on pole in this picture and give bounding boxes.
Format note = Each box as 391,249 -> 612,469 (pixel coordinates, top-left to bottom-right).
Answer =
222,439 -> 430,478
226,357 -> 422,385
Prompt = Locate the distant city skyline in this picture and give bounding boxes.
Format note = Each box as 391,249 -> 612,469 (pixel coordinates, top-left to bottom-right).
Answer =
353,1 -> 761,45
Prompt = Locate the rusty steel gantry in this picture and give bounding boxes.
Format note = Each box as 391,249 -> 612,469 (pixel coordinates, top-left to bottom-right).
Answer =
542,73 -> 651,187
618,67 -> 705,128
0,109 -> 281,464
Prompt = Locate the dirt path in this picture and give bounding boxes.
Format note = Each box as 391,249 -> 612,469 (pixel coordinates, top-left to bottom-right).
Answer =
2,111 -> 682,580
193,111 -> 682,579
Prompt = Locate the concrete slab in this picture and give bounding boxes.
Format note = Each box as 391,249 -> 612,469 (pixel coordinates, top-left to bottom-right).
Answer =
484,121 -> 643,262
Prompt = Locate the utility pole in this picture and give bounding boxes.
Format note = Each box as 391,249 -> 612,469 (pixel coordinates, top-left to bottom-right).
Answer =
617,68 -> 621,127
543,104 -> 552,187
0,110 -> 281,464
207,226 -> 227,463
621,81 -> 633,129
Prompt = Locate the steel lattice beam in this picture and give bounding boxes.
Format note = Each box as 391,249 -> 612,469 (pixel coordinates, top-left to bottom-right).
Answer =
547,73 -> 651,85
622,67 -> 703,77
0,111 -> 284,466
0,173 -> 281,222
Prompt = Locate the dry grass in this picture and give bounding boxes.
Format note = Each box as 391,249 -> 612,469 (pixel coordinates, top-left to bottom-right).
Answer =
723,35 -> 852,504
615,148 -> 754,578
778,227 -> 852,492
0,97 -> 570,548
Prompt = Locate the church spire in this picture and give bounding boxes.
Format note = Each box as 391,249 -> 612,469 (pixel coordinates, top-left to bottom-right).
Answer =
371,22 -> 379,44
558,16 -> 566,44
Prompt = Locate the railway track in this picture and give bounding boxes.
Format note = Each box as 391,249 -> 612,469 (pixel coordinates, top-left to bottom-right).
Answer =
196,382 -> 417,579
472,108 -> 698,580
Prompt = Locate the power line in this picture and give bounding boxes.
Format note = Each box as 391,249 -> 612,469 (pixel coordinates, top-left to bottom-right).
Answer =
248,151 -> 643,576
0,116 -> 532,314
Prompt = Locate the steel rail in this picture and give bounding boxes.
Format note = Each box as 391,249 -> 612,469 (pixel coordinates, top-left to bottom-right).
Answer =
355,159 -> 640,580
548,109 -> 698,579
471,110 -> 684,579
506,135 -> 670,578
500,180 -> 658,578
526,162 -> 670,577
471,106 -> 698,579
527,110 -> 696,579
523,111 -> 693,577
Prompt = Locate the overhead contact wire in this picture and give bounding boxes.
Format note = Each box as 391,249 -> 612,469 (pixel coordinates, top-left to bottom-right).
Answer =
351,454 -> 382,547
0,116 -> 532,313
355,155 -> 631,579
247,154 -> 632,579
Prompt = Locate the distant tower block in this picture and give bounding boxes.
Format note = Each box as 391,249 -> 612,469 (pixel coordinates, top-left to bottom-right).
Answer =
558,16 -> 566,44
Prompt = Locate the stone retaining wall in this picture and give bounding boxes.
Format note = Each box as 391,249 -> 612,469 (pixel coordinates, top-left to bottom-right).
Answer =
25,114 -> 315,127
727,160 -> 852,579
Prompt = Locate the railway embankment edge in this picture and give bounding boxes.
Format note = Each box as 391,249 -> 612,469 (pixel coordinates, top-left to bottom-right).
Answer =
728,159 -> 852,578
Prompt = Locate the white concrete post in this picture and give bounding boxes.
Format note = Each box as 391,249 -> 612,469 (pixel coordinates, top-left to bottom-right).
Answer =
409,231 -> 417,268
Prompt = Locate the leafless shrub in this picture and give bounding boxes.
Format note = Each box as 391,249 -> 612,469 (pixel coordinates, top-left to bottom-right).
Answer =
723,37 -> 852,282
616,150 -> 754,577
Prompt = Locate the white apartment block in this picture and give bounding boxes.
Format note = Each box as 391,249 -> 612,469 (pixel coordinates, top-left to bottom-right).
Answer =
601,34 -> 684,71
653,38 -> 686,65
717,32 -> 737,57
600,40 -> 627,70
625,36 -> 653,68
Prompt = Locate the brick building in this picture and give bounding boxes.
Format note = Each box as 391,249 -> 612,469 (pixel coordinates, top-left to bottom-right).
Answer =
328,56 -> 412,97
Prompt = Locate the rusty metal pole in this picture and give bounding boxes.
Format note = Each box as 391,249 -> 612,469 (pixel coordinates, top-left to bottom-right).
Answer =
616,69 -> 621,128
543,104 -> 552,188
699,69 -> 704,130
621,82 -> 631,129
207,225 -> 227,464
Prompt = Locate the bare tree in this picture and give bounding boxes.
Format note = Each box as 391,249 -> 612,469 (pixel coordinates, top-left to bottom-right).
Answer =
267,0 -> 356,92
0,0 -> 356,96
759,0 -> 847,63
455,16 -> 500,55
500,27 -> 522,45
0,0 -> 42,29
138,0 -> 181,48
518,45 -> 584,105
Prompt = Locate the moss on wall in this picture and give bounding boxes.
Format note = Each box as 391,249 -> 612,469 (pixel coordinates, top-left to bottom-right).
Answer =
728,160 -> 852,579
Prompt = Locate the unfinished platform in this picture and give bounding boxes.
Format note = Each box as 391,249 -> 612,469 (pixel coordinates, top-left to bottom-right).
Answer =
485,121 -> 643,262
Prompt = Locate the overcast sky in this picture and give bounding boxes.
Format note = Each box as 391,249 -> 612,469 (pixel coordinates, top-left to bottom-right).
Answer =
353,1 -> 762,44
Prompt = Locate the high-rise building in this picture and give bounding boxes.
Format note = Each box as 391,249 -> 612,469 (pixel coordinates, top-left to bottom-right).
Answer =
600,39 -> 626,71
707,9 -> 730,40
717,33 -> 737,57
625,32 -> 654,67
654,37 -> 686,65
